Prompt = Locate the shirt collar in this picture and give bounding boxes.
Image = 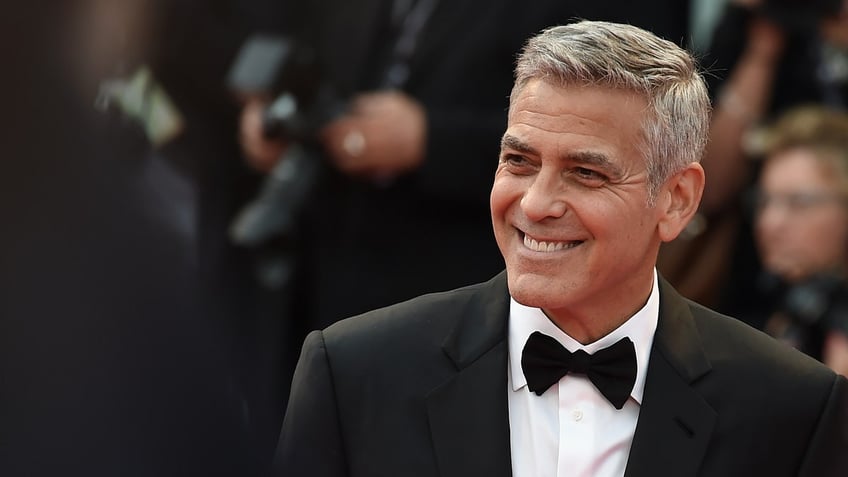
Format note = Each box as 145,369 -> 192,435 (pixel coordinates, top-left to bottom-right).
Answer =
508,269 -> 659,405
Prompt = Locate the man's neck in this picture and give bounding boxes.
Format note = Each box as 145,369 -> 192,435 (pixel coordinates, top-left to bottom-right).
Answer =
542,279 -> 655,345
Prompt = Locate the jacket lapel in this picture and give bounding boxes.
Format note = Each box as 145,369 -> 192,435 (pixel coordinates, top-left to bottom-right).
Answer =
624,277 -> 717,477
425,272 -> 513,477
424,273 -> 717,477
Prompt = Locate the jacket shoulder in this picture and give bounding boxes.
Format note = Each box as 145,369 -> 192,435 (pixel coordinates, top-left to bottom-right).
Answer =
689,300 -> 834,379
685,299 -> 838,410
318,274 -> 507,365
325,279 -> 487,338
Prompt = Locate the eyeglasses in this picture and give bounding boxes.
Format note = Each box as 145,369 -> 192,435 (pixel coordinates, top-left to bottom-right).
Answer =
752,190 -> 848,214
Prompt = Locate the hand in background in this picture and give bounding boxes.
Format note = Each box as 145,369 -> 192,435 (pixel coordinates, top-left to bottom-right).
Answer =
239,96 -> 288,173
321,91 -> 427,179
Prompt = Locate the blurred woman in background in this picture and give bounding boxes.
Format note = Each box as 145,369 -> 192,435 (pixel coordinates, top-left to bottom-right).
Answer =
750,105 -> 848,375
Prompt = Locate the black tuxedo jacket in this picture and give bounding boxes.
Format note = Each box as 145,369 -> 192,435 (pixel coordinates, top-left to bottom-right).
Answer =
276,272 -> 848,476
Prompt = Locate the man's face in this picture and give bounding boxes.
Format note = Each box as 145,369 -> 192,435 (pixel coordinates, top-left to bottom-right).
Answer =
491,80 -> 666,324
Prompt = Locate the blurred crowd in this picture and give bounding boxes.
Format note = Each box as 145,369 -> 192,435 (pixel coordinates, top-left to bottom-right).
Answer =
658,0 -> 848,375
1,0 -> 846,475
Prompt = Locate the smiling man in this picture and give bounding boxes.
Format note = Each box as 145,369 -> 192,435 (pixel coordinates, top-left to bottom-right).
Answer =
275,21 -> 848,477
493,83 -> 675,345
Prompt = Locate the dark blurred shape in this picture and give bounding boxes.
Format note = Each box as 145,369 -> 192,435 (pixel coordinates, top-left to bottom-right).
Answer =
756,271 -> 848,358
230,144 -> 321,249
227,35 -> 344,252
227,34 -> 348,142
761,0 -> 843,32
0,1 -> 287,475
228,36 -> 301,96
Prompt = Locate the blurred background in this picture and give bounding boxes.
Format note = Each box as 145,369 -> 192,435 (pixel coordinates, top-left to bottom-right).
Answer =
0,0 -> 846,475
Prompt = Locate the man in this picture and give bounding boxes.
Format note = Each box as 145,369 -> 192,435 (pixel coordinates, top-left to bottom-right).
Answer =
275,21 -> 848,476
238,3 -> 691,468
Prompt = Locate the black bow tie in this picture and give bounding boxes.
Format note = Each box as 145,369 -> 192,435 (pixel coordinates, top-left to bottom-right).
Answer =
521,331 -> 637,410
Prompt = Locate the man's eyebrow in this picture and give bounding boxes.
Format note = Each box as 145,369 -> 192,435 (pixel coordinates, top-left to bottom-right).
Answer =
566,151 -> 621,176
568,151 -> 623,176
501,134 -> 623,176
500,134 -> 537,155
569,151 -> 612,167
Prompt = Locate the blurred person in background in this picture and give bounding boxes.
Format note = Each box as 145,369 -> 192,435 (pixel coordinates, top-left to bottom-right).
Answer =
658,0 -> 848,312
747,105 -> 848,376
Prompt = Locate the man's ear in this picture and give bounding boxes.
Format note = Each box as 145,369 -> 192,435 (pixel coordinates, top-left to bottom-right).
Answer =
657,162 -> 705,243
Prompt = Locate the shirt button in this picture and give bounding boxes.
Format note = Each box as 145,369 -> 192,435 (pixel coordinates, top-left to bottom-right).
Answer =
572,409 -> 583,421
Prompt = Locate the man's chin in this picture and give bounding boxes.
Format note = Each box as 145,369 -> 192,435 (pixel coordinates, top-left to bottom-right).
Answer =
507,272 -> 566,308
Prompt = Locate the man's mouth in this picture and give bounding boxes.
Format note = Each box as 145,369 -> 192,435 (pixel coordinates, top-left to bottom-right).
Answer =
521,232 -> 583,252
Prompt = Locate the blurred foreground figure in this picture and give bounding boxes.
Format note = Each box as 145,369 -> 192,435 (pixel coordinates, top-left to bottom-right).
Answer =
1,2 -> 266,475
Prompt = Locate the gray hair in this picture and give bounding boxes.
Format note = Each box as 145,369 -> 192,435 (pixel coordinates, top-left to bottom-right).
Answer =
511,20 -> 711,204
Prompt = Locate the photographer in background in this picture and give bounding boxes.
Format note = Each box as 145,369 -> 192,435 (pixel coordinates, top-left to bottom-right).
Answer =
701,0 -> 848,215
237,0 -> 525,347
658,0 -> 848,310
748,105 -> 848,376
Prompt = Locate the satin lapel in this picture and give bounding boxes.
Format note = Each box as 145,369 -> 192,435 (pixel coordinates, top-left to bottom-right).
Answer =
425,272 -> 513,477
624,277 -> 717,477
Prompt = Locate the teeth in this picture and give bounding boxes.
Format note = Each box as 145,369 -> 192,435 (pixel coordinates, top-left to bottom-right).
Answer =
523,234 -> 576,252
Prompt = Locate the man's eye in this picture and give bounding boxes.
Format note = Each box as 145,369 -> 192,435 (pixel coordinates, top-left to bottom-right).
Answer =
574,167 -> 605,181
502,154 -> 527,165
500,154 -> 535,170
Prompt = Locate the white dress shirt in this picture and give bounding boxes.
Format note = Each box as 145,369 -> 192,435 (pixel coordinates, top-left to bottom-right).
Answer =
508,269 -> 659,477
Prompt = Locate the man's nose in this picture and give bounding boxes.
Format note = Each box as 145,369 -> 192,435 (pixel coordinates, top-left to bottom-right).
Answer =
520,172 -> 567,221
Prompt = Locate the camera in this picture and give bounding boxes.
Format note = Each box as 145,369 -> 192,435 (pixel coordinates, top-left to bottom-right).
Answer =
227,35 -> 344,141
225,35 -> 347,288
